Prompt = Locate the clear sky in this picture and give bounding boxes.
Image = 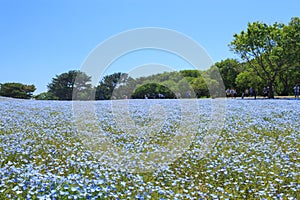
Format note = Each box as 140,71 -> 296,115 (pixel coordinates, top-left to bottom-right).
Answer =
0,0 -> 299,94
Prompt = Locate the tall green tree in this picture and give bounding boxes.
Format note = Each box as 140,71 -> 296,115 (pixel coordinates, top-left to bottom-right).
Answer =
95,72 -> 129,100
48,70 -> 92,100
230,17 -> 300,98
215,59 -> 242,90
283,17 -> 300,68
190,76 -> 209,97
279,17 -> 300,95
111,76 -> 137,99
0,83 -> 36,99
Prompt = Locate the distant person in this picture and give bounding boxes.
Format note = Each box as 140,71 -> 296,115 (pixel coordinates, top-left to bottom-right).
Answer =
230,88 -> 236,99
245,89 -> 249,97
158,93 -> 164,99
152,93 -> 156,99
185,90 -> 191,98
225,88 -> 230,98
294,85 -> 300,98
249,87 -> 253,97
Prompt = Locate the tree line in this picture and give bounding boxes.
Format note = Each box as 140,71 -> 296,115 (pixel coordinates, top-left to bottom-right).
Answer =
1,17 -> 299,100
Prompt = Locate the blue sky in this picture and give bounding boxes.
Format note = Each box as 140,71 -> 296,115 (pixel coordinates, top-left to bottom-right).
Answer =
0,0 -> 299,94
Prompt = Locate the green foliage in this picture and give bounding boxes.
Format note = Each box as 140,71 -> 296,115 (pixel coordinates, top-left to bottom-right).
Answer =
96,70 -> 208,99
132,83 -> 176,99
235,70 -> 263,95
174,79 -> 195,98
34,92 -> 58,100
215,59 -> 242,89
179,69 -> 201,78
161,80 -> 178,92
230,17 -> 300,98
102,68 -> 226,99
190,76 -> 210,97
203,66 -> 226,97
95,72 -> 129,100
276,66 -> 300,95
0,82 -> 36,99
47,70 -> 92,100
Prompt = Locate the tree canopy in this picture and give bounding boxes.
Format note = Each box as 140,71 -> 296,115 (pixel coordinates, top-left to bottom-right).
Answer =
0,83 -> 36,99
47,70 -> 92,100
132,83 -> 176,99
95,72 -> 129,100
229,17 -> 300,98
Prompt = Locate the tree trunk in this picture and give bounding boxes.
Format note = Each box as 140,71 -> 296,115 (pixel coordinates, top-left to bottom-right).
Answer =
268,81 -> 275,99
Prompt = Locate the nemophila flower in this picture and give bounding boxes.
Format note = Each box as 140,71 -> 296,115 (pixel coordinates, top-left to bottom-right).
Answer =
120,181 -> 126,187
1,99 -> 300,199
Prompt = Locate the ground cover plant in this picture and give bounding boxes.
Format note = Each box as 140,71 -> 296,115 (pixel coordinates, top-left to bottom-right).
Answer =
0,98 -> 299,199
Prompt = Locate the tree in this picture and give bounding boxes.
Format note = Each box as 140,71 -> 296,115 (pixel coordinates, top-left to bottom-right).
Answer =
95,72 -> 129,100
132,83 -> 176,99
161,80 -> 179,94
283,17 -> 300,69
111,76 -> 137,99
230,18 -> 300,98
178,79 -> 195,98
48,70 -> 92,100
191,76 -> 209,98
278,17 -> 300,95
235,70 -> 263,95
202,65 -> 226,97
215,59 -> 243,89
0,83 -> 36,99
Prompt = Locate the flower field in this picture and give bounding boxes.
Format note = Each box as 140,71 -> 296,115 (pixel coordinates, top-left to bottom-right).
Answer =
0,98 -> 299,199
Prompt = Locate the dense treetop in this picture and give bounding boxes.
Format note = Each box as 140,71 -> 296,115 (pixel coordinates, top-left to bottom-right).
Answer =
230,17 -> 300,98
0,83 -> 35,99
